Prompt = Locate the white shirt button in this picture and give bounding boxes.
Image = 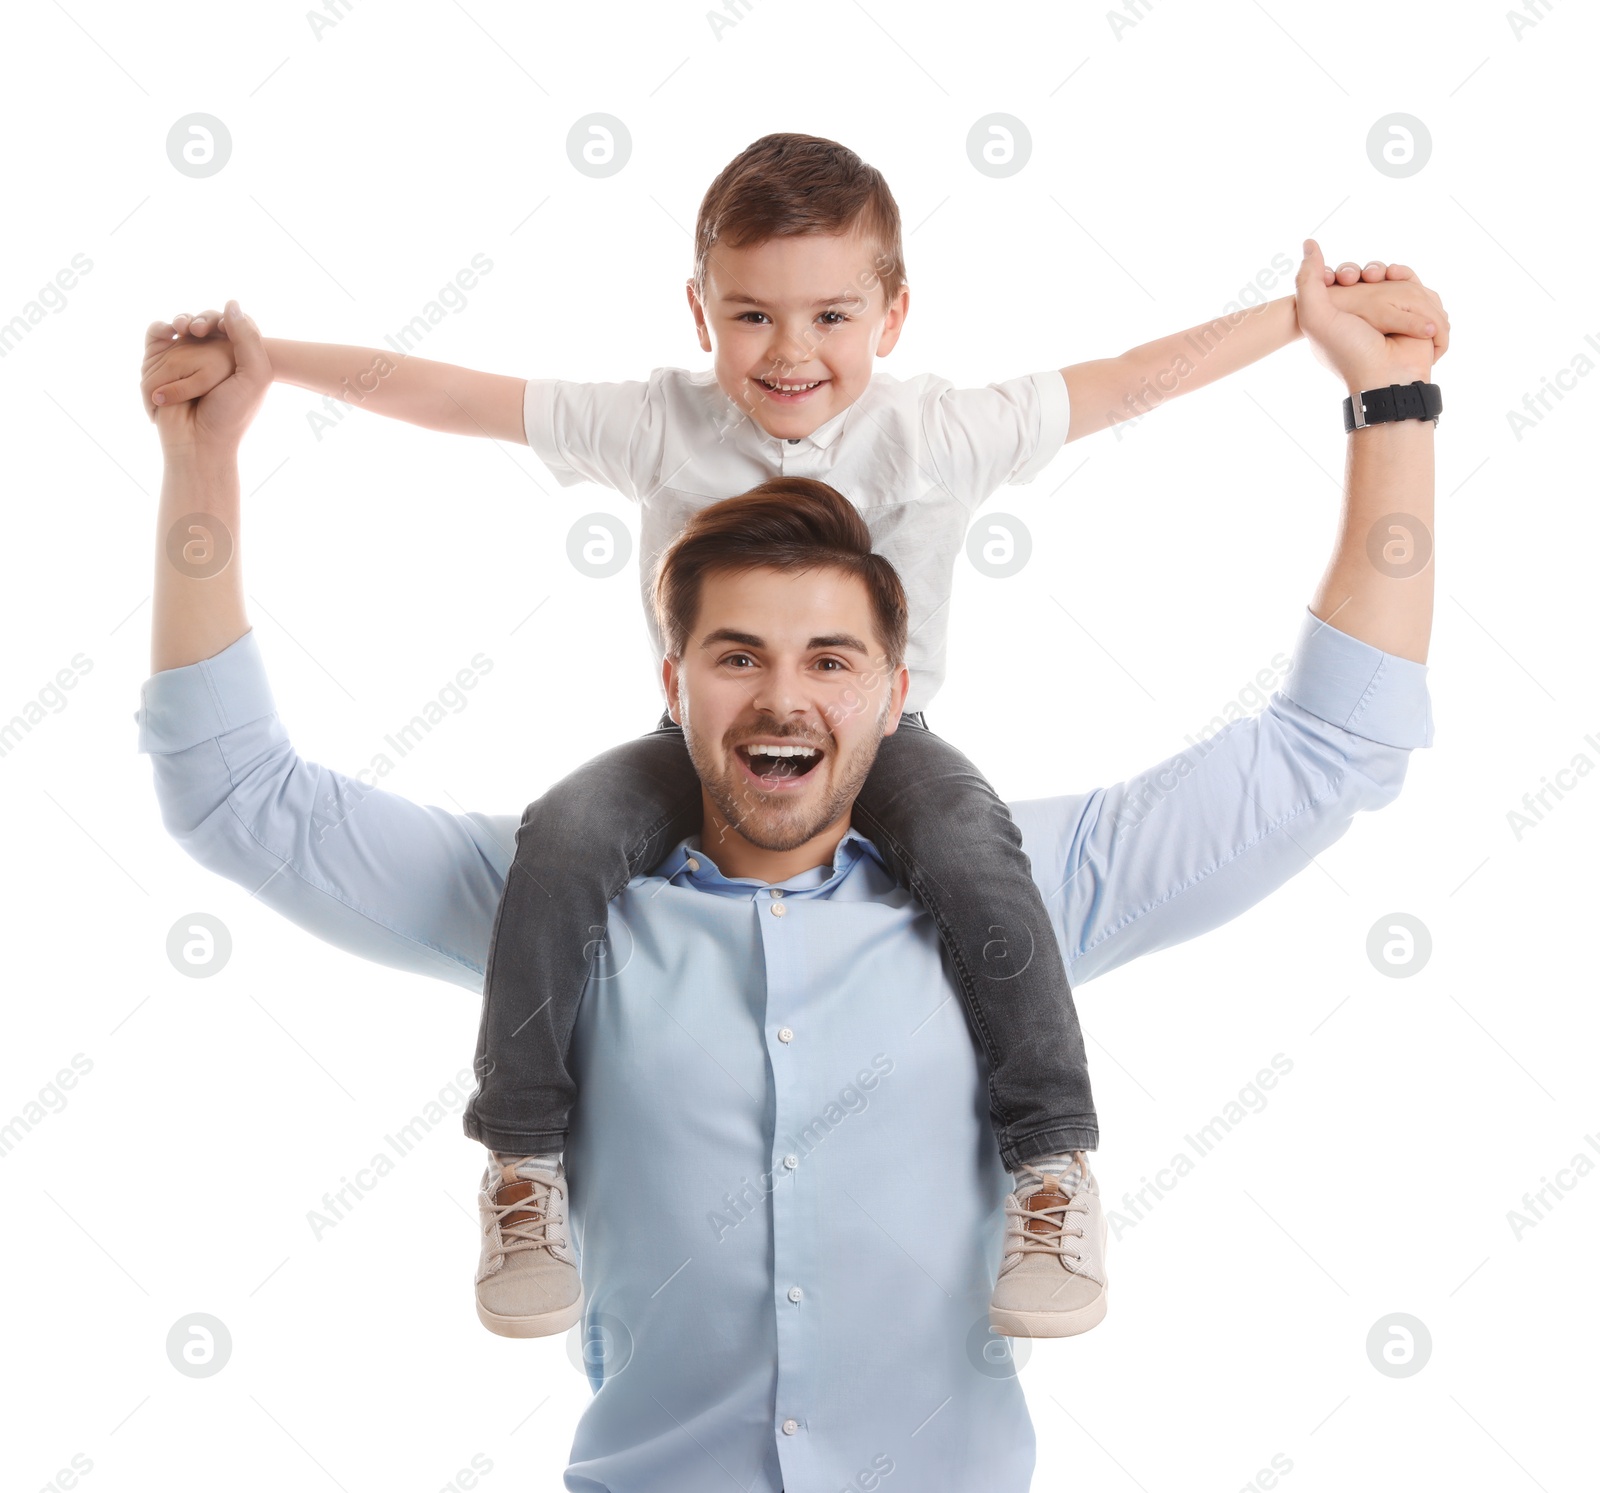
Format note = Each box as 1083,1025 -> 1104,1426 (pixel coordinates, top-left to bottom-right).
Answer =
777,1026 -> 794,1044
685,857 -> 699,872
770,901 -> 787,917
783,1154 -> 798,1170
782,1418 -> 800,1434
787,1285 -> 803,1303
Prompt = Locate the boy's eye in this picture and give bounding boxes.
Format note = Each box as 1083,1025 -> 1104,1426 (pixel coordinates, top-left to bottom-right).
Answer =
819,310 -> 847,325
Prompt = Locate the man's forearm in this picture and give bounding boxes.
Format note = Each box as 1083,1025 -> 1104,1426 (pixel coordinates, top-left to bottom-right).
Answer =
1066,297 -> 1298,441
151,446 -> 249,675
1309,418 -> 1434,664
262,338 -> 525,442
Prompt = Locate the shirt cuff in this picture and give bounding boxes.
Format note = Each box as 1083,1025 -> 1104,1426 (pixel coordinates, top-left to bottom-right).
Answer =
1279,608 -> 1433,749
1011,370 -> 1072,484
522,378 -> 585,488
134,629 -> 279,755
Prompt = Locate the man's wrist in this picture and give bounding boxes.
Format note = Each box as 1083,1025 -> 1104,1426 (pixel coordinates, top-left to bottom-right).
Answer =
1344,368 -> 1433,398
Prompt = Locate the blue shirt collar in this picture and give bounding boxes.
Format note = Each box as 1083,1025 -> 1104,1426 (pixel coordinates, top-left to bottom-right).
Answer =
652,823 -> 886,895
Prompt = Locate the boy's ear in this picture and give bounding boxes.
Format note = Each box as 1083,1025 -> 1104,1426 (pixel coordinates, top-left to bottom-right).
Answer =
686,280 -> 713,354
874,285 -> 910,358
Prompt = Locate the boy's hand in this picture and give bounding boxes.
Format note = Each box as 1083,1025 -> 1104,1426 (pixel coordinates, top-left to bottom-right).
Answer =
1310,259 -> 1450,365
147,300 -> 271,453
1295,240 -> 1436,391
139,306 -> 244,421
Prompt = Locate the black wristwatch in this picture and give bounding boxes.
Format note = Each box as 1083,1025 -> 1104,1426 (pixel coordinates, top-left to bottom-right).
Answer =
1343,380 -> 1442,433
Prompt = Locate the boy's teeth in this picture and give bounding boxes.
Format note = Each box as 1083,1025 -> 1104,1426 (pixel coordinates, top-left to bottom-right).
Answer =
762,378 -> 820,392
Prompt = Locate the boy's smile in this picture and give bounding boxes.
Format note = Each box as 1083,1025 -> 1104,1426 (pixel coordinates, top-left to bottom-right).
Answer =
688,230 -> 910,442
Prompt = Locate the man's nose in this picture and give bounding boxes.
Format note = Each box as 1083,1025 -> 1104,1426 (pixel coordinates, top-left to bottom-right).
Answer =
748,670 -> 818,722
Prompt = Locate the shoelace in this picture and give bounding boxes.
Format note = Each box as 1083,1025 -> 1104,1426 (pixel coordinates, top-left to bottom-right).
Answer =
1006,1161 -> 1091,1263
488,1170 -> 564,1258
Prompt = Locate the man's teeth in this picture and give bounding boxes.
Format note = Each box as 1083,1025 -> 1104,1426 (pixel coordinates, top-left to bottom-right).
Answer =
745,744 -> 819,758
761,378 -> 821,392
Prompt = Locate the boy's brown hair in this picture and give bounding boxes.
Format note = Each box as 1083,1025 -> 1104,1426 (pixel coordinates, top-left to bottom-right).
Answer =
691,133 -> 907,310
653,477 -> 908,672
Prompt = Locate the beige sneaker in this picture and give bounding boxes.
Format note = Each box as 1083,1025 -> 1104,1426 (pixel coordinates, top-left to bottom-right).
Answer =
989,1154 -> 1108,1338
474,1155 -> 584,1338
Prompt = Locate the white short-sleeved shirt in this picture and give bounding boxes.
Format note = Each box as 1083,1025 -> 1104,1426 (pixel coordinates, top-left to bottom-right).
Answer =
523,366 -> 1072,713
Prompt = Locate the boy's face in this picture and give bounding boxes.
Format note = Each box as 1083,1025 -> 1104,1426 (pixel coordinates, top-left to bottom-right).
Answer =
687,230 -> 910,441
662,564 -> 909,856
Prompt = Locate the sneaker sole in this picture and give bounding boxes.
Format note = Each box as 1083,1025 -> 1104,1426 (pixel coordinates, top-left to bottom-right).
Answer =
476,1287 -> 586,1339
988,1287 -> 1107,1339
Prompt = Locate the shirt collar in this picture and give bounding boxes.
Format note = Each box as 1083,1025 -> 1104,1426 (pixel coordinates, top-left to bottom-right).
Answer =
653,823 -> 887,895
710,377 -> 857,453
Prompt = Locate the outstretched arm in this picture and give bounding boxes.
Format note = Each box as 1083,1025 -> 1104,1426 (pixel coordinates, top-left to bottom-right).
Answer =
1059,256 -> 1447,444
1018,239 -> 1440,982
141,300 -> 515,986
141,307 -> 526,443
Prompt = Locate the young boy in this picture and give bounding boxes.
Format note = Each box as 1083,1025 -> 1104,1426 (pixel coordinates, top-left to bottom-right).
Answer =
144,133 -> 1441,1343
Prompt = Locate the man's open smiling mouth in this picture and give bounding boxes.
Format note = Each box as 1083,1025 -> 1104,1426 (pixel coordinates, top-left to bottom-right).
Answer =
734,739 -> 826,790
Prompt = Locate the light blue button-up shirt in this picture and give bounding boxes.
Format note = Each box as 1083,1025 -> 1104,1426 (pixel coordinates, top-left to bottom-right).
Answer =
135,609 -> 1431,1492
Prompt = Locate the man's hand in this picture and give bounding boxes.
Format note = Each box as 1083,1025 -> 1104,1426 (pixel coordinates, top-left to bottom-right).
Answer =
1323,262 -> 1450,366
1294,240 -> 1437,391
140,306 -> 242,421
146,300 -> 271,452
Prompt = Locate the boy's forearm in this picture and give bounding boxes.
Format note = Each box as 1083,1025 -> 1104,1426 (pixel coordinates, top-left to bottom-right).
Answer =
1065,296 -> 1299,441
262,338 -> 526,442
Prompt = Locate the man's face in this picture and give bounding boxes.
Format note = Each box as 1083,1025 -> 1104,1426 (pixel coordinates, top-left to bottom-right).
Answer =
688,230 -> 910,441
663,565 -> 909,856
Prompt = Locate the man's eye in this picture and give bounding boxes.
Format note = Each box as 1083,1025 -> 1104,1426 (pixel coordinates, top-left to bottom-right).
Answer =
816,657 -> 845,671
721,653 -> 755,668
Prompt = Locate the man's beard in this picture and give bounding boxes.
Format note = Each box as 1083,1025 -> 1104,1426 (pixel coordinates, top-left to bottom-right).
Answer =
683,694 -> 891,854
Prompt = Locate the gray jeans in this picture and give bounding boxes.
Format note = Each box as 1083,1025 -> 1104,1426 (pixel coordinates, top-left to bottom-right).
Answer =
462,711 -> 1097,1170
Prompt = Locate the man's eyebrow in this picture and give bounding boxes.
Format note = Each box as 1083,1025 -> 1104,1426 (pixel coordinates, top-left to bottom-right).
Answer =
699,628 -> 871,655
719,292 -> 865,308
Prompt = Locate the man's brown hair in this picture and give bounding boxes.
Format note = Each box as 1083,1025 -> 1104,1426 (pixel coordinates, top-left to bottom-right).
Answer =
653,478 -> 908,673
691,133 -> 907,310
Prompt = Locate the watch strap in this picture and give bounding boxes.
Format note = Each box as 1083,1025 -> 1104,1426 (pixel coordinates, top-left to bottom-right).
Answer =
1344,380 -> 1442,432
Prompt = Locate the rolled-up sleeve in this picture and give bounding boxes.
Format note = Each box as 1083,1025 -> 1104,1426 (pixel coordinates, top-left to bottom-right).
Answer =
1010,609 -> 1433,986
136,630 -> 515,992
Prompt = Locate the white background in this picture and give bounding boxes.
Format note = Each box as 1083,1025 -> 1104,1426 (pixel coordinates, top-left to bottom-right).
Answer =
2,1 -> 1595,1489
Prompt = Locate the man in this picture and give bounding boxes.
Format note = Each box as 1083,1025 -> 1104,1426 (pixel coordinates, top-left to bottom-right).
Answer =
137,240 -> 1440,1492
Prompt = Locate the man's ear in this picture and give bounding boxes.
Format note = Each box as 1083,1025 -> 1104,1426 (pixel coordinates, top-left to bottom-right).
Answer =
686,281 -> 712,355
874,285 -> 910,359
662,655 -> 683,725
879,662 -> 912,736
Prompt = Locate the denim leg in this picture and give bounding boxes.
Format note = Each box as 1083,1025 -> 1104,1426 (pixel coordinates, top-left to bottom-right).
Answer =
850,718 -> 1098,1169
462,715 -> 701,1154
